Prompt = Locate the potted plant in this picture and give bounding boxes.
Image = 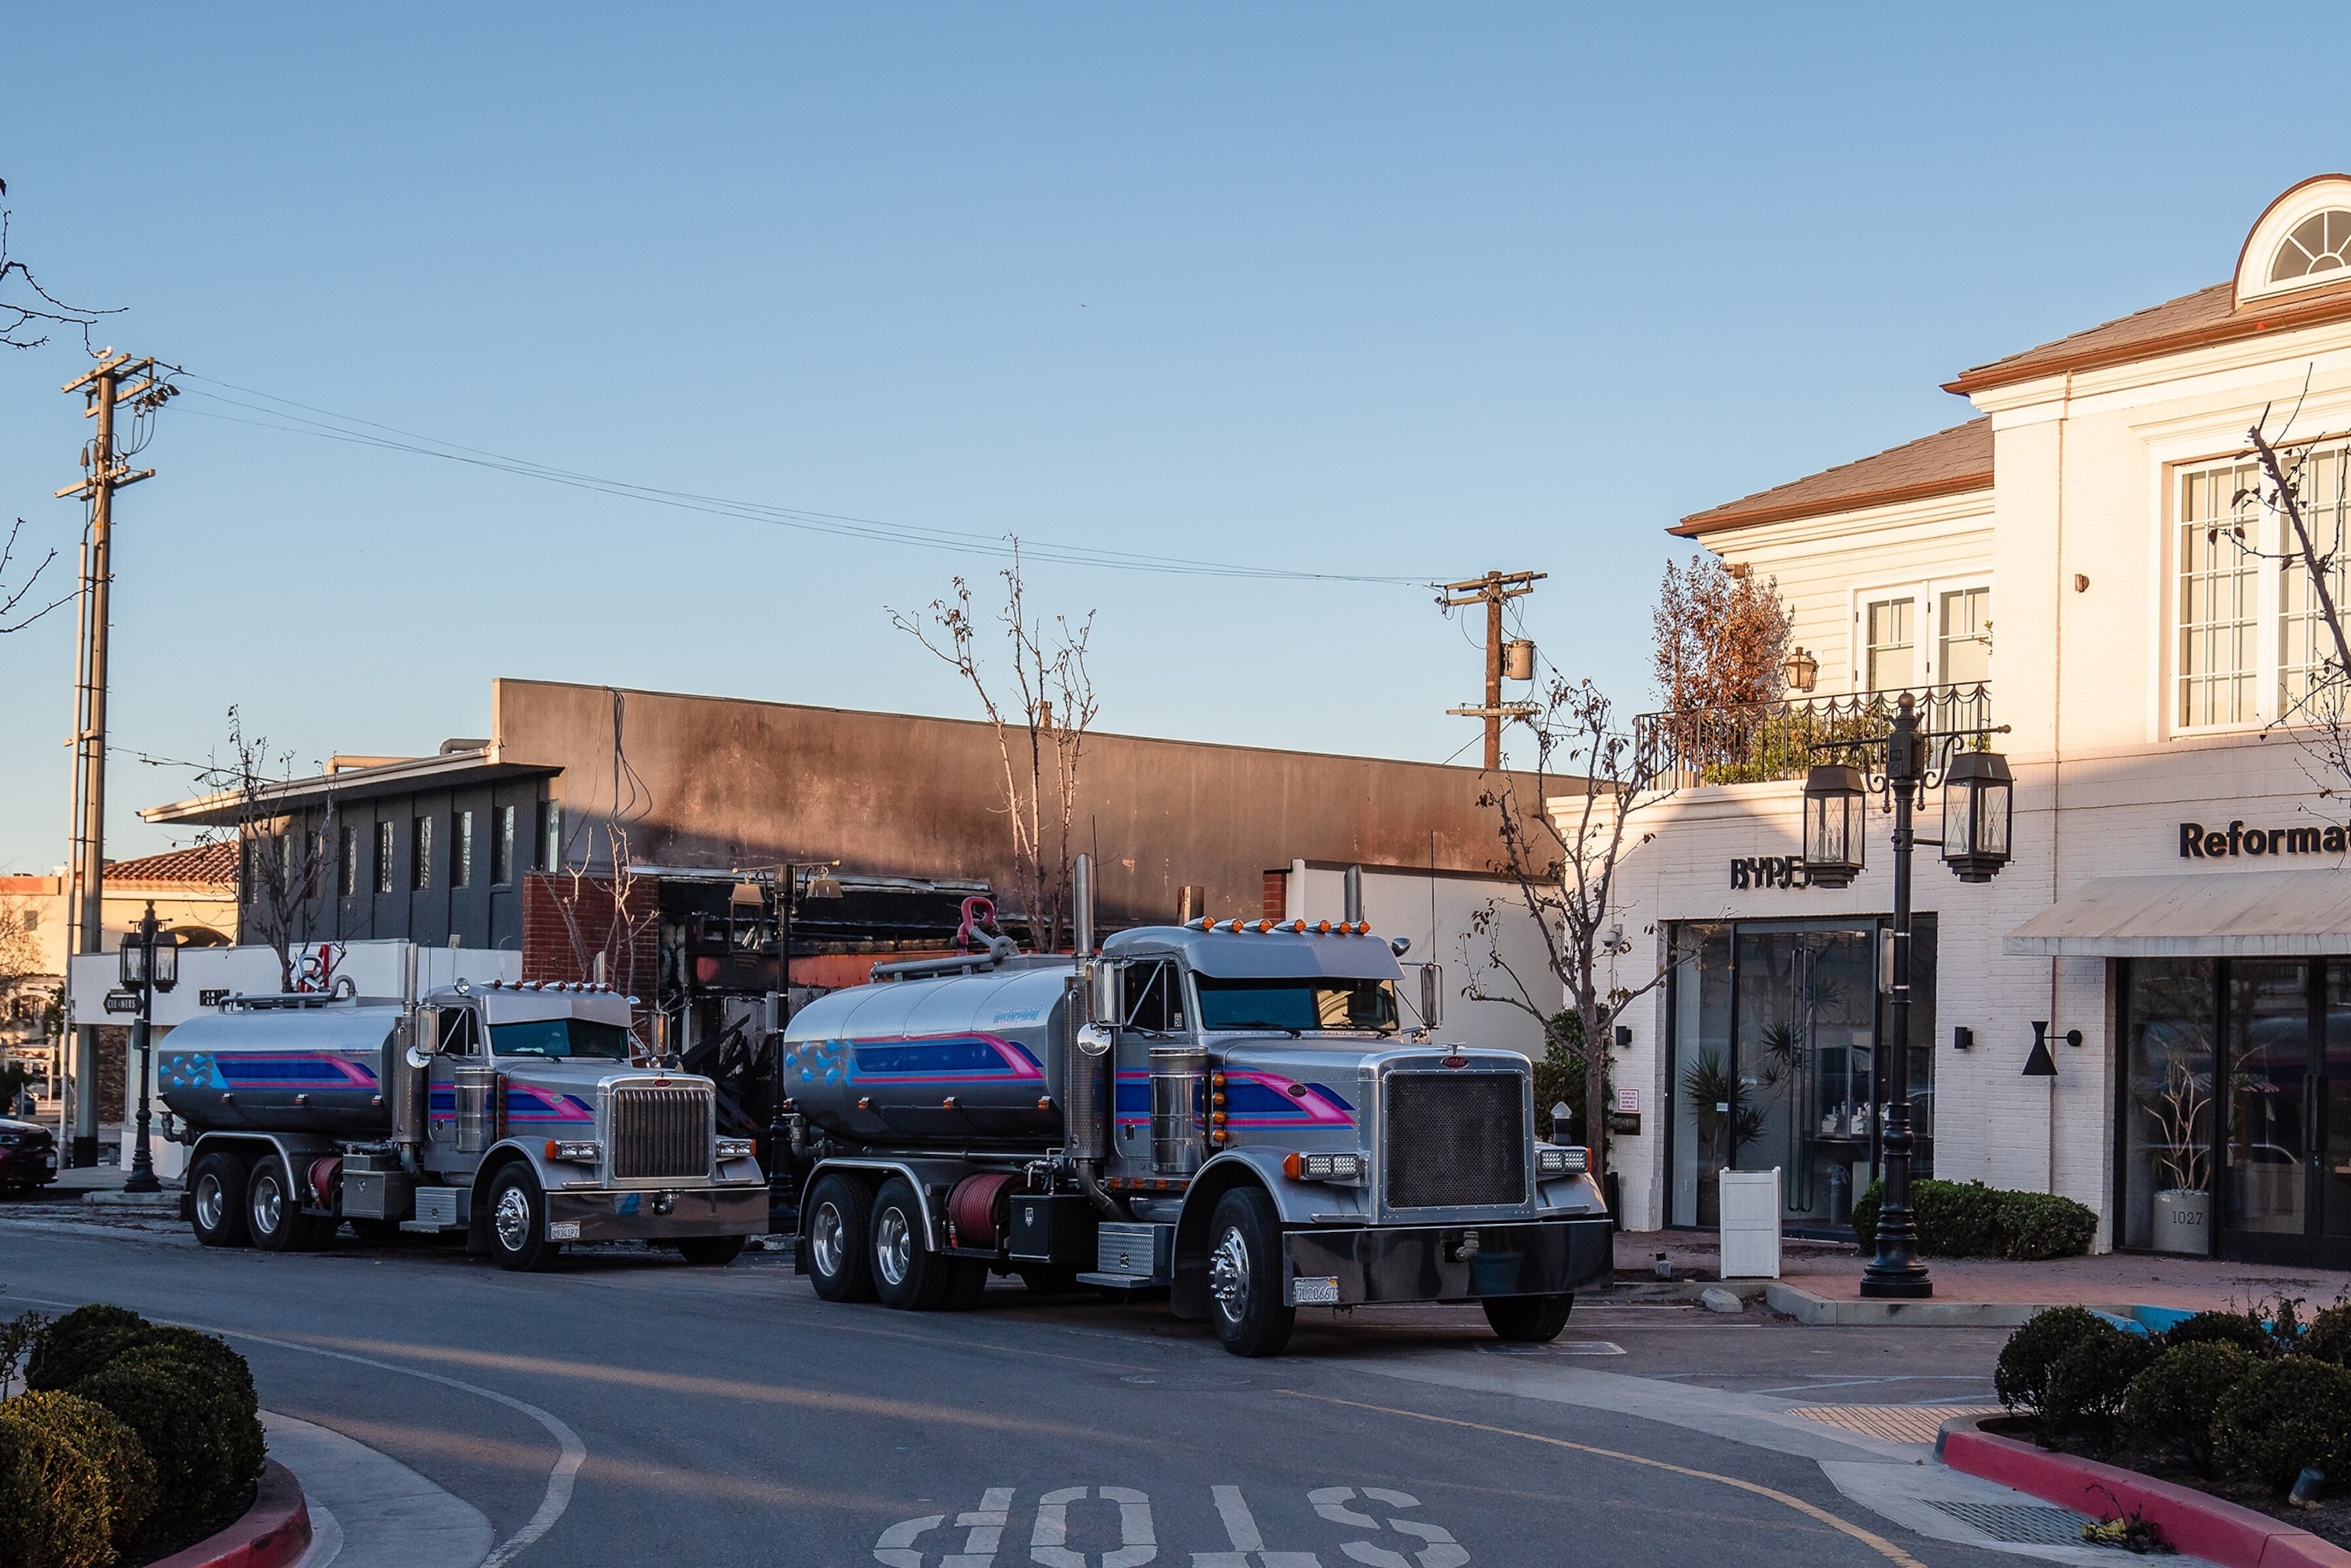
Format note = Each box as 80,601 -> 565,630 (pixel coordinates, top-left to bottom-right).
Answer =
2147,1058 -> 2210,1252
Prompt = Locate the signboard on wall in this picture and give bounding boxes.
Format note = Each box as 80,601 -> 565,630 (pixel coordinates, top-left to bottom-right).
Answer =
1729,856 -> 1809,889
2179,820 -> 2351,859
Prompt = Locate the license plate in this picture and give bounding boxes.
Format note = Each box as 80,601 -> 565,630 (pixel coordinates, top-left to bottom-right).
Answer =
1293,1275 -> 1341,1306
547,1221 -> 582,1240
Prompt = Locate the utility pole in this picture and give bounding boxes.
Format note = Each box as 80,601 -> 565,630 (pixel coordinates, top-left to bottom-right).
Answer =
54,350 -> 168,1167
1441,570 -> 1545,771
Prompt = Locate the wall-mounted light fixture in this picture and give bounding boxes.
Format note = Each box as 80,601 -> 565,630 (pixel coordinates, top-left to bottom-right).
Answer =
1952,1026 -> 1974,1051
2022,1021 -> 2058,1077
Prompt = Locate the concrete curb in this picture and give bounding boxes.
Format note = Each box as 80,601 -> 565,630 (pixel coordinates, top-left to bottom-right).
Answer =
1764,1280 -> 2124,1326
1936,1414 -> 2351,1568
148,1459 -> 313,1568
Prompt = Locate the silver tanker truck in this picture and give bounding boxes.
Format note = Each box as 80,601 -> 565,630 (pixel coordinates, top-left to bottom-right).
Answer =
160,973 -> 767,1270
781,857 -> 1612,1355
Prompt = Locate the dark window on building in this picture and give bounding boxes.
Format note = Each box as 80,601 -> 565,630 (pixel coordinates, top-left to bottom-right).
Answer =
493,804 -> 515,885
339,826 -> 357,898
453,810 -> 474,889
540,803 -> 562,872
412,816 -> 434,891
375,821 -> 394,895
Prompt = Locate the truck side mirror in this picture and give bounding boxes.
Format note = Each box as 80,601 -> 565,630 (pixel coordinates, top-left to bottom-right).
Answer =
1418,963 -> 1443,1032
405,1007 -> 439,1070
1090,960 -> 1121,1026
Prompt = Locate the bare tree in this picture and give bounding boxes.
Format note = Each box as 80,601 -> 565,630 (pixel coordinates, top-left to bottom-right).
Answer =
539,688 -> 660,1042
0,191 -> 122,352
1459,678 -> 1675,1179
1652,555 -> 1791,715
192,709 -> 338,992
891,541 -> 1098,954
0,519 -> 69,634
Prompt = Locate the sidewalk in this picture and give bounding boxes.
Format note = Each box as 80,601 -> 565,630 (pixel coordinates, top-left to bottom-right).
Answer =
1616,1231 -> 2351,1318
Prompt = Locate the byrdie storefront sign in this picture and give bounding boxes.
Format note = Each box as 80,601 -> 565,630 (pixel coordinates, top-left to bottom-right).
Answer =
2178,820 -> 2351,859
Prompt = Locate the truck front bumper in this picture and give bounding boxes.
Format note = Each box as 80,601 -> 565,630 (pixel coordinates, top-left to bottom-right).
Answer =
546,1185 -> 768,1243
1282,1215 -> 1612,1306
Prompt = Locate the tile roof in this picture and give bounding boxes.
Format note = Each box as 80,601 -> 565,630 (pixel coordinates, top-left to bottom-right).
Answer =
106,843 -> 238,887
1672,417 -> 1992,537
1944,275 -> 2351,396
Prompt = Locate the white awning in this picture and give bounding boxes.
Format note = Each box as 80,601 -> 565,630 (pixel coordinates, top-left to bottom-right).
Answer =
2005,869 -> 2351,957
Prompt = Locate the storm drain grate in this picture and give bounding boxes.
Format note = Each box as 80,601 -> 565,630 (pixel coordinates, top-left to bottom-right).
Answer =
1926,1501 -> 2095,1547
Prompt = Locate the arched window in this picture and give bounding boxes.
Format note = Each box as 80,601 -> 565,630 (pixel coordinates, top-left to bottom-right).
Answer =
2271,209 -> 2351,283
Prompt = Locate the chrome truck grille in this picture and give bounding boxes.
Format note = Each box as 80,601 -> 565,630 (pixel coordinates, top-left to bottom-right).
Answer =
609,1085 -> 712,1181
1383,1071 -> 1528,1210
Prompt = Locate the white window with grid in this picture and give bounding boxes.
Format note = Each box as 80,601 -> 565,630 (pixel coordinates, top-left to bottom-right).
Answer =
2177,458 -> 2261,728
1864,595 -> 1916,692
2278,441 -> 2351,716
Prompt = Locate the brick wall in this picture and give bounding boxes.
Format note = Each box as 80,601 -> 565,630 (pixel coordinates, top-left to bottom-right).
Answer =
522,873 -> 658,999
1260,871 -> 1287,922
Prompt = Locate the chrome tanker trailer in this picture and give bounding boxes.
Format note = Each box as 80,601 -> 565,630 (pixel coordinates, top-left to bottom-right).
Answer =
159,969 -> 766,1270
781,857 -> 1612,1355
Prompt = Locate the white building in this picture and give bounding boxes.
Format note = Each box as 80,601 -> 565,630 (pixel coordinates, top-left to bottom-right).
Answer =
1606,174 -> 2351,1270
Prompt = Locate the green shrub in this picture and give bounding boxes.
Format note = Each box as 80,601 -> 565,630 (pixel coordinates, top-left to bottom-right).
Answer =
2043,1323 -> 2155,1434
1996,1306 -> 2108,1413
2159,1309 -> 2279,1358
1854,1180 -> 2098,1260
2125,1342 -> 2255,1470
24,1304 -> 151,1392
2211,1356 -> 2351,1491
0,1394 -> 119,1568
71,1348 -> 263,1526
2297,1303 -> 2351,1365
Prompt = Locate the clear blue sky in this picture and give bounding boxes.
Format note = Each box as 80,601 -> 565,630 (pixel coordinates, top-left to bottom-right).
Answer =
0,5 -> 2340,872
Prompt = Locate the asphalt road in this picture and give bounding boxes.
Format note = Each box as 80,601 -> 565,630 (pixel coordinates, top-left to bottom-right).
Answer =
0,1214 -> 2023,1568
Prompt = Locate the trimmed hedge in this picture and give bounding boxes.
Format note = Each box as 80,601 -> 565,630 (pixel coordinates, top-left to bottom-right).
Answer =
2156,1309 -> 2280,1358
2210,1355 -> 2351,1490
1994,1306 -> 2107,1413
24,1304 -> 151,1393
1850,1178 -> 2096,1260
0,1390 -> 155,1568
2043,1322 -> 2154,1433
2124,1341 -> 2253,1470
2299,1302 -> 2351,1366
73,1347 -> 262,1527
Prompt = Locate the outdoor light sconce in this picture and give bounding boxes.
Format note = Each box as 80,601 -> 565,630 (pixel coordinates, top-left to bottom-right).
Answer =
1952,1026 -> 1974,1051
1783,646 -> 1820,694
1799,764 -> 1867,888
1940,750 -> 2015,882
2022,1021 -> 2058,1077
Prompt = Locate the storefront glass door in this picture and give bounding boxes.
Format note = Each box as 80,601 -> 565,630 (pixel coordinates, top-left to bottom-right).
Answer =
2223,962 -> 2308,1240
2321,967 -> 2351,1249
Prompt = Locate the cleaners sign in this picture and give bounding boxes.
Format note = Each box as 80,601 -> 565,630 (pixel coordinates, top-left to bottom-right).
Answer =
2179,820 -> 2351,859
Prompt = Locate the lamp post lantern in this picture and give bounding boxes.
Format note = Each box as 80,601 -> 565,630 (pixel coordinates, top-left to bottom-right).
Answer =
119,901 -> 178,1194
1801,691 -> 2011,1300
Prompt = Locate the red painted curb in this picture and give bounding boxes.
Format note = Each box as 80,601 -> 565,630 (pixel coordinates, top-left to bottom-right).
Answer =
1937,1417 -> 2351,1568
147,1459 -> 312,1568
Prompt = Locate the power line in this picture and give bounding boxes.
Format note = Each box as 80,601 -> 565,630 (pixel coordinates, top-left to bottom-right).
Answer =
168,370 -> 1440,587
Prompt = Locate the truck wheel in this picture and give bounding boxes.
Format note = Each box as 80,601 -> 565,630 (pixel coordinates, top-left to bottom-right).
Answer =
804,1174 -> 876,1302
677,1236 -> 746,1266
247,1155 -> 329,1252
1206,1187 -> 1294,1358
869,1177 -> 952,1311
487,1165 -> 559,1273
189,1152 -> 249,1248
1484,1293 -> 1575,1343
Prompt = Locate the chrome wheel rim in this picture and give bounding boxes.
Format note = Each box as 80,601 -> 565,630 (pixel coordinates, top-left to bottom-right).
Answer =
811,1200 -> 847,1278
251,1173 -> 282,1237
875,1206 -> 912,1289
194,1173 -> 226,1231
494,1185 -> 533,1252
1208,1225 -> 1250,1323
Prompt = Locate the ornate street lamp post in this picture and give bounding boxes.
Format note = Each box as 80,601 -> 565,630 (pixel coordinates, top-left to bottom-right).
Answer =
1802,693 -> 2011,1299
119,901 -> 178,1195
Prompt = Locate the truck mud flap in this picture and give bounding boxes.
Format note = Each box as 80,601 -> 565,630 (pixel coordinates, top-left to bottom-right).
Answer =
1281,1217 -> 1612,1307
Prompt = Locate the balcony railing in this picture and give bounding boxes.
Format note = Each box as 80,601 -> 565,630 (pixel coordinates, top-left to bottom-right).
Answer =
1633,683 -> 1994,787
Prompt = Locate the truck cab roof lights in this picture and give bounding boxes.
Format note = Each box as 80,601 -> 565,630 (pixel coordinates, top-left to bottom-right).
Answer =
1180,918 -> 1373,935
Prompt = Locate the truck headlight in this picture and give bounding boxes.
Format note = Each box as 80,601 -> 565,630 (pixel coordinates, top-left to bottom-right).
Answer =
1281,1151 -> 1366,1184
1536,1146 -> 1589,1177
546,1140 -> 602,1163
715,1138 -> 757,1162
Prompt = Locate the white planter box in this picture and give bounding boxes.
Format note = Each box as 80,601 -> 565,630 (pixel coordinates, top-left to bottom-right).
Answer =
1718,1166 -> 1782,1279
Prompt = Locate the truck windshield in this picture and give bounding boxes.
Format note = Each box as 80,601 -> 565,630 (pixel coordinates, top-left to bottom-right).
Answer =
1195,976 -> 1398,1033
491,1019 -> 636,1061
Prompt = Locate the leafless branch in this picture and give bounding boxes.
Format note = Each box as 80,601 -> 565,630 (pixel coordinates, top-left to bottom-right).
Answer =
0,205 -> 123,353
192,707 -> 338,992
0,519 -> 69,633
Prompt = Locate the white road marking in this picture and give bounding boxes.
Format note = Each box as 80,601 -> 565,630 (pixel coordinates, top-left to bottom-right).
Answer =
1311,1488 -> 1466,1568
879,1516 -> 951,1568
1195,1485 -> 1322,1567
949,1488 -> 1016,1568
1034,1486 -> 1156,1568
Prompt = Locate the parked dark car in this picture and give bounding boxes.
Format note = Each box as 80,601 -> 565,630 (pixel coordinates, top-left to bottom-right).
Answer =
0,1116 -> 58,1195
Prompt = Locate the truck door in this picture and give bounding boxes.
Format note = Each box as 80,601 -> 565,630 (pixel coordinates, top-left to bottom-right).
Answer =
1110,959 -> 1195,1177
422,1004 -> 493,1178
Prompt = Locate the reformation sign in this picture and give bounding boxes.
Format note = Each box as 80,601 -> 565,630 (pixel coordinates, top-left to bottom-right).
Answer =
2179,820 -> 2351,859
